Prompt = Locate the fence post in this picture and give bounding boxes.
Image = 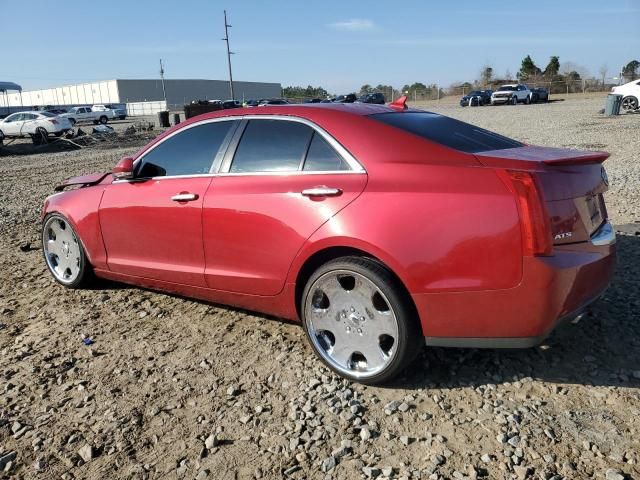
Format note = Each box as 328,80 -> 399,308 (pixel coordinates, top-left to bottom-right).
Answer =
566,82 -> 569,95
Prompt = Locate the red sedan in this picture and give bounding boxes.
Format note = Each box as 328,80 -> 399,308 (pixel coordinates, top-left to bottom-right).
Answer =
41,98 -> 616,384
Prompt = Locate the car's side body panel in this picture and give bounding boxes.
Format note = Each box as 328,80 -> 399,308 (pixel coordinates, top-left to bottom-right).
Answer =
287,163 -> 522,295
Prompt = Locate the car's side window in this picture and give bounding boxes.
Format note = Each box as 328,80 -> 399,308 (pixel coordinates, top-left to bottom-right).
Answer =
302,133 -> 349,171
5,114 -> 22,122
136,121 -> 235,178
230,120 -> 313,173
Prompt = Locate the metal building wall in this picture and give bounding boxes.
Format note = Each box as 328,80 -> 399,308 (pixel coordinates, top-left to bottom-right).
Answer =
5,80 -> 119,107
116,79 -> 282,108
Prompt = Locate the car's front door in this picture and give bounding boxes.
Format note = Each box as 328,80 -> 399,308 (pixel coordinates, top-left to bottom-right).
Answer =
99,119 -> 237,286
1,113 -> 24,136
202,118 -> 367,296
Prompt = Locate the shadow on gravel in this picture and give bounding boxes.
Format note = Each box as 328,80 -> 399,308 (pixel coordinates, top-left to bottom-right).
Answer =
395,229 -> 640,391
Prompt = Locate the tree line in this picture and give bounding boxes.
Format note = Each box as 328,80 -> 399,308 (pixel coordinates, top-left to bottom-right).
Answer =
282,57 -> 639,100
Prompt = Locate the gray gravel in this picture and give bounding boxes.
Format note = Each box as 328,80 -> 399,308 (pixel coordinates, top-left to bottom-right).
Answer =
0,96 -> 639,479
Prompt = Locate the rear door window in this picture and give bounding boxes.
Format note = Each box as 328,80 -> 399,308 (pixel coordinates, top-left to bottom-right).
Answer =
370,112 -> 523,153
230,119 -> 313,173
137,121 -> 235,177
302,133 -> 349,171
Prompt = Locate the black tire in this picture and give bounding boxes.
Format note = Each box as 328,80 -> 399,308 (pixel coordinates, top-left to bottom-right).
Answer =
99,116 -> 108,124
511,96 -> 518,105
31,127 -> 49,145
119,116 -> 126,120
41,213 -> 92,289
301,256 -> 422,385
69,118 -> 76,126
525,95 -> 531,105
621,96 -> 639,112
0,129 -> 4,146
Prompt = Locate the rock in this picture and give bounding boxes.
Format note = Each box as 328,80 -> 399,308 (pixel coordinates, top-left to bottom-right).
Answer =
33,458 -> 46,471
384,400 -> 401,415
399,435 -> 412,446
605,469 -> 625,480
514,465 -> 531,479
284,465 -> 301,476
78,444 -> 94,463
432,454 -> 446,466
363,466 -> 381,478
508,435 -> 520,447
321,456 -> 336,473
360,427 -> 372,441
205,434 -> 219,449
195,469 -> 210,480
398,402 -> 410,412
382,466 -> 393,476
0,452 -> 17,470
226,385 -> 240,396
481,454 -> 492,463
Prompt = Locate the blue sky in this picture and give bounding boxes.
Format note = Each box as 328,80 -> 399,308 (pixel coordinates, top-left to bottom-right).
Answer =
3,0 -> 638,94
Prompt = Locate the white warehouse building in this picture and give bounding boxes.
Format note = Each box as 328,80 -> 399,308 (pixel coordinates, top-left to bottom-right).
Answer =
2,79 -> 282,115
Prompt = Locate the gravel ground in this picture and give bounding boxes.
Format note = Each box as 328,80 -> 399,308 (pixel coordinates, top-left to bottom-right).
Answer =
0,96 -> 639,480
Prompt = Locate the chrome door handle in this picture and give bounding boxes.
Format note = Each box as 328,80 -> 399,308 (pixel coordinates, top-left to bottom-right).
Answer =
171,193 -> 198,202
301,187 -> 342,197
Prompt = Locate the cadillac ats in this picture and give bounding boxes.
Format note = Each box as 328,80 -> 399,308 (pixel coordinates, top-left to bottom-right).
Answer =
41,98 -> 616,384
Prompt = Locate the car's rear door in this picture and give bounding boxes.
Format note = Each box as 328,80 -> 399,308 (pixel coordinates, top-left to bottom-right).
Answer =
202,117 -> 367,295
99,119 -> 238,286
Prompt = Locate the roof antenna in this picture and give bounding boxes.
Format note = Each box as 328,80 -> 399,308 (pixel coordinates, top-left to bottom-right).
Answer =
389,95 -> 408,111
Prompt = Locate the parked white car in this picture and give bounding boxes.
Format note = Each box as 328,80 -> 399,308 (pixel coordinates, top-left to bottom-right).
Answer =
491,84 -> 533,105
0,111 -> 73,145
611,79 -> 640,112
60,106 -> 111,125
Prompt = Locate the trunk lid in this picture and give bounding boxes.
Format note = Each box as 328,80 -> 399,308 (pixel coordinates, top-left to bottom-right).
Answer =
476,146 -> 609,246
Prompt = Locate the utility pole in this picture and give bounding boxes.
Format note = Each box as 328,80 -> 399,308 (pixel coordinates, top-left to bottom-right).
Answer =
159,59 -> 167,107
222,10 -> 235,99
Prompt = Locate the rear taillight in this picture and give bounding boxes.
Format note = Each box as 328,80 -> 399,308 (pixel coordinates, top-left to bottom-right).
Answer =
499,170 -> 553,256
48,119 -> 59,124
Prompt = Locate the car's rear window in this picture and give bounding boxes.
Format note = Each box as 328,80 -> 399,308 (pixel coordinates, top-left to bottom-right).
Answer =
370,112 -> 523,153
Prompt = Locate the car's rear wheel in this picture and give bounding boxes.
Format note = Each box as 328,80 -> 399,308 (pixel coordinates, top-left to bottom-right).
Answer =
621,96 -> 639,112
31,127 -> 48,145
42,214 -> 91,288
99,116 -> 108,124
69,118 -> 76,126
525,95 -> 531,104
301,256 -> 421,384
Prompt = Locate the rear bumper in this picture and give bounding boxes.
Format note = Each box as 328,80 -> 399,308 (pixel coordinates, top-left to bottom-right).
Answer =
415,222 -> 616,347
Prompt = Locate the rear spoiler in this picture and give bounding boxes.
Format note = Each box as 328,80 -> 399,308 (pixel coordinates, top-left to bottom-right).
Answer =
54,172 -> 110,192
475,146 -> 609,169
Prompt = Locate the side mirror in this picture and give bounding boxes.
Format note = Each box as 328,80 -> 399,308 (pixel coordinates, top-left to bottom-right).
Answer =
112,157 -> 134,180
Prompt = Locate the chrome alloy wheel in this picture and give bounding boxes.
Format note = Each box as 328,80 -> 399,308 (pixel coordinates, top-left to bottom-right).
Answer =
304,269 -> 399,379
43,216 -> 82,284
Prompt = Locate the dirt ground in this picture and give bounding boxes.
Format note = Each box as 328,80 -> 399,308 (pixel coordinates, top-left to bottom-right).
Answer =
0,97 -> 639,480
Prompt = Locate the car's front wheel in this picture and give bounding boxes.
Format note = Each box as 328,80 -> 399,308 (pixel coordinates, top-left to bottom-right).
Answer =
301,256 -> 422,384
42,214 -> 92,288
621,96 -> 639,112
99,116 -> 108,124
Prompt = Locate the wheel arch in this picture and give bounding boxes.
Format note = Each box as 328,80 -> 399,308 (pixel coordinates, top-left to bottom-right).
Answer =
292,244 -> 423,333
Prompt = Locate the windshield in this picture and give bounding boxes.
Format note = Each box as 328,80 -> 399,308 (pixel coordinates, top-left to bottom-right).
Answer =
498,86 -> 516,91
370,112 -> 523,153
468,91 -> 482,96
40,112 -> 56,117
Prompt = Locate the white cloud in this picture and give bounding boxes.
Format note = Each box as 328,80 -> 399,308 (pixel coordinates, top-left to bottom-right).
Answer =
327,18 -> 376,31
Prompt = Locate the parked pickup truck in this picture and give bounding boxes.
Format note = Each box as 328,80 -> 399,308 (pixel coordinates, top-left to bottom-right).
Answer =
490,84 -> 533,105
59,106 -> 113,125
92,104 -> 127,120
